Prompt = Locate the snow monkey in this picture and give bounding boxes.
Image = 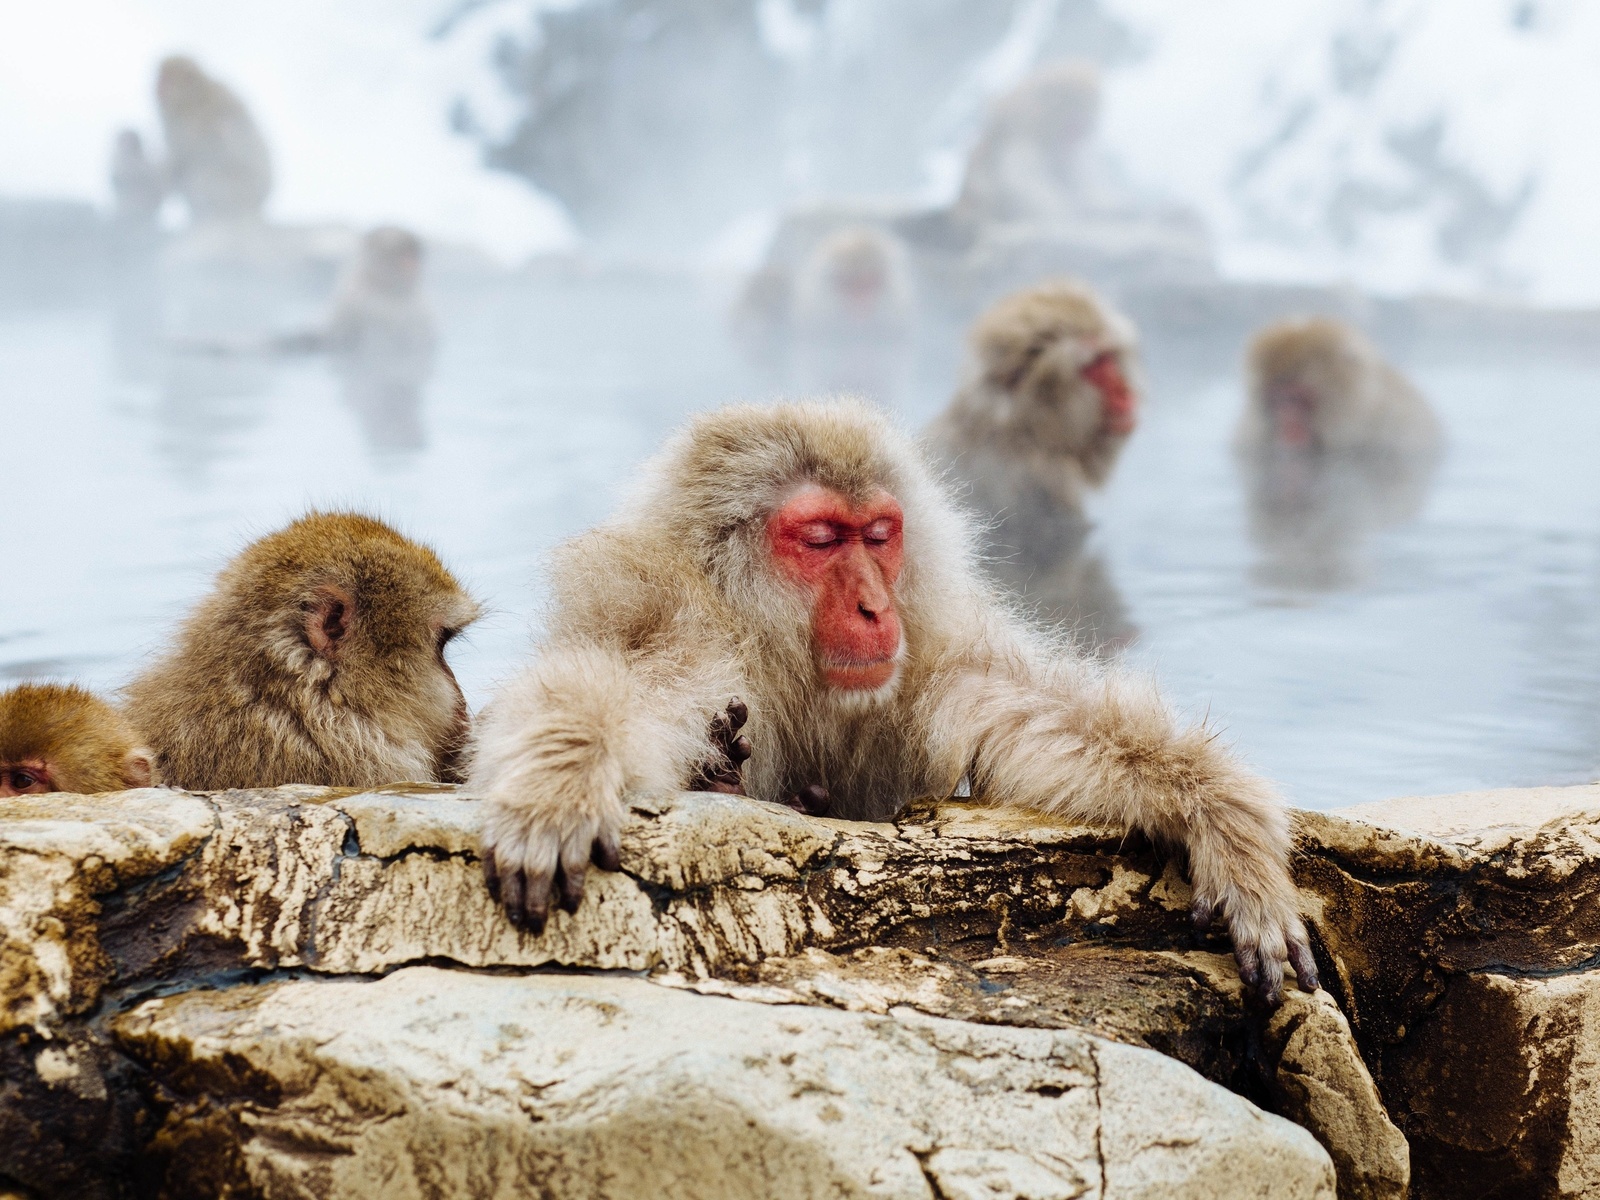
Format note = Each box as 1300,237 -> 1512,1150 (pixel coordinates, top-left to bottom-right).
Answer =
124,513 -> 481,791
793,226 -> 914,336
155,55 -> 273,225
1239,317 -> 1440,457
471,400 -> 1319,1004
1237,318 -> 1441,589
0,684 -> 157,797
927,281 -> 1140,650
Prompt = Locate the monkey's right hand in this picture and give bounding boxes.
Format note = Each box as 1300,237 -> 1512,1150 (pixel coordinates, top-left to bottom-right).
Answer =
480,789 -> 623,935
688,698 -> 752,795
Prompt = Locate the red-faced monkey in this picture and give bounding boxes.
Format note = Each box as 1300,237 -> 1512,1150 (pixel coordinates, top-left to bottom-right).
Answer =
123,512 -> 481,790
0,684 -> 156,796
1239,317 -> 1440,456
471,399 -> 1318,1004
1238,318 -> 1441,589
928,281 -> 1139,651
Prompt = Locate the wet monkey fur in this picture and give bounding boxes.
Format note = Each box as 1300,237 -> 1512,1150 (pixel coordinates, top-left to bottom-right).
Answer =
1240,317 -> 1440,456
928,280 -> 1140,513
124,512 -> 481,791
0,684 -> 156,797
471,400 -> 1318,1003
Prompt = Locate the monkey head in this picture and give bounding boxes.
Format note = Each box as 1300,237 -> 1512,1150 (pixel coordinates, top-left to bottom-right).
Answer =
1248,317 -> 1378,453
967,281 -> 1140,484
359,226 -> 424,297
0,683 -> 155,796
767,483 -> 905,695
124,512 -> 482,790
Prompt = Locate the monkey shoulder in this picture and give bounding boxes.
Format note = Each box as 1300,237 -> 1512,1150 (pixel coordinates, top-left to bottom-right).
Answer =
547,528 -> 726,654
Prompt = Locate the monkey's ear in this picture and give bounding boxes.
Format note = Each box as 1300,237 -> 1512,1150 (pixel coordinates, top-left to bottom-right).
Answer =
123,748 -> 156,789
306,586 -> 356,658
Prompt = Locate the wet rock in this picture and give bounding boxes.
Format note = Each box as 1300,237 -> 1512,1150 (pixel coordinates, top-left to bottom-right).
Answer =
113,966 -> 1336,1200
2,781 -> 1597,1197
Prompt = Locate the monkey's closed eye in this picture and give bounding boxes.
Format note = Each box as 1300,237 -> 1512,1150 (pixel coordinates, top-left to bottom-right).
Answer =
863,519 -> 896,545
799,524 -> 840,548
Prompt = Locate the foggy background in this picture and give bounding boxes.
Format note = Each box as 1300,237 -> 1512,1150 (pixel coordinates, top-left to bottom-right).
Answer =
4,0 -> 1600,808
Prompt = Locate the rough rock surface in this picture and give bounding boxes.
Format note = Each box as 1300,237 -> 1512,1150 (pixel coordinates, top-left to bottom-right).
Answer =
114,967 -> 1334,1200
1,781 -> 1597,1198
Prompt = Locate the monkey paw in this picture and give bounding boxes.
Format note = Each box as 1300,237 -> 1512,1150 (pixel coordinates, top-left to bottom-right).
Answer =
1192,893 -> 1320,1007
480,797 -> 623,935
783,784 -> 832,817
689,697 -> 752,795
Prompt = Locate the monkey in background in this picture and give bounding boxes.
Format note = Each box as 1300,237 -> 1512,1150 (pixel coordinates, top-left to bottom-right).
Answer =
471,399 -> 1319,1005
124,512 -> 481,791
155,55 -> 272,226
1237,317 -> 1442,590
927,281 -> 1139,652
790,225 -> 916,402
0,684 -> 156,796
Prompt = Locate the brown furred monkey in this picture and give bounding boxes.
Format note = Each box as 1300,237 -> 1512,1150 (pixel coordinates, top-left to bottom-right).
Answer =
927,281 -> 1140,651
0,683 -> 157,796
124,512 -> 481,790
1239,317 -> 1440,456
471,399 -> 1318,1004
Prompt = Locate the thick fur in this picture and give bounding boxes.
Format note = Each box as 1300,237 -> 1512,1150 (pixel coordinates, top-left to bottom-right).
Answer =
1238,317 -> 1442,455
0,683 -> 155,794
928,280 -> 1139,512
473,398 -> 1314,999
124,512 -> 481,790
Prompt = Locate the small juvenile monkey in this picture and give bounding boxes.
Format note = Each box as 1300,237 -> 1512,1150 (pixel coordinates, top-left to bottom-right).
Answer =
1239,317 -> 1441,456
471,399 -> 1318,1004
1238,318 -> 1441,589
124,512 -> 481,790
927,281 -> 1139,650
155,55 -> 273,226
792,226 -> 914,337
0,683 -> 156,796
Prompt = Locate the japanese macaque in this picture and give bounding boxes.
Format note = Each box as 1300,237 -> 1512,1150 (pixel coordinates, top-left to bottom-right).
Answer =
793,227 -> 914,336
155,55 -> 272,225
954,61 -> 1101,228
123,512 -> 481,790
0,684 -> 155,796
323,226 -> 436,452
1237,318 -> 1442,589
471,399 -> 1319,1004
1239,318 -> 1440,457
927,281 -> 1139,651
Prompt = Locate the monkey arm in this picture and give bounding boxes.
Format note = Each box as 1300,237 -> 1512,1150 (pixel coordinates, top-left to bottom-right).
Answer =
470,637 -> 736,932
922,658 -> 1318,1004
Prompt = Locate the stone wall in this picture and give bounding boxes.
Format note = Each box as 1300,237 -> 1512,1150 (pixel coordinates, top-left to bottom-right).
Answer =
2,783 -> 1596,1198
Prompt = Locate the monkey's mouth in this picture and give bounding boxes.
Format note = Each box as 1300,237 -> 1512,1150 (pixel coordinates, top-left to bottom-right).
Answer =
821,659 -> 900,690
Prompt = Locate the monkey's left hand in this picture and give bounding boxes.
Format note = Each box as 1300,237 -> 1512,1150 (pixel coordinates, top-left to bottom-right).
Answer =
1191,886 -> 1320,1006
688,698 -> 752,795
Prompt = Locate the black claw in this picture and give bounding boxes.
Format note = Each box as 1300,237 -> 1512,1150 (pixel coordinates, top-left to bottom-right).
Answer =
1289,941 -> 1321,992
525,910 -> 547,936
592,837 -> 621,872
483,855 -> 501,901
558,862 -> 585,914
502,870 -> 526,925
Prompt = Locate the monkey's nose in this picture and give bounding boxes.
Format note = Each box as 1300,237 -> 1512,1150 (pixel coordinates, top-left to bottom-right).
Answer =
858,602 -> 878,621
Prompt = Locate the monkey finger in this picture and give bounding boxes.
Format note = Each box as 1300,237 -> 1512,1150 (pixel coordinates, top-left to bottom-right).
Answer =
500,868 -> 526,927
1233,942 -> 1262,994
520,862 -> 556,935
557,847 -> 590,915
1288,938 -> 1321,993
1256,957 -> 1286,1007
483,853 -> 502,902
726,697 -> 748,732
792,784 -> 830,817
1190,897 -> 1216,931
730,734 -> 752,764
591,832 -> 621,873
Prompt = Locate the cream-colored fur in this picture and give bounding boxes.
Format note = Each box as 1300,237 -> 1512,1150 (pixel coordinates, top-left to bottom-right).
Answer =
472,398 -> 1314,999
1238,317 -> 1442,455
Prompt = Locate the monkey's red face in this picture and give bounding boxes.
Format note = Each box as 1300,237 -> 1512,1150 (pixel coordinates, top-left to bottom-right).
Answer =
1082,351 -> 1136,436
0,760 -> 53,796
1267,382 -> 1318,449
768,485 -> 905,692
